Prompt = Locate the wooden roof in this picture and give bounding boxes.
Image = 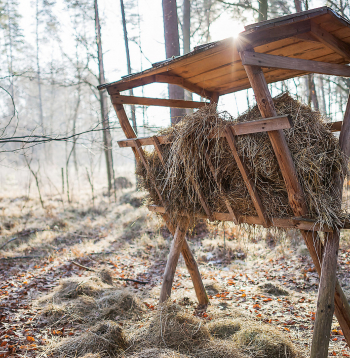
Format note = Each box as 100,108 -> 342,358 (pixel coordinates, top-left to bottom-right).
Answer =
99,7 -> 350,98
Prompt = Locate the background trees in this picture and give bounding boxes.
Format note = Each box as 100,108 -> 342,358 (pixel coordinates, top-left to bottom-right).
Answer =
0,0 -> 348,204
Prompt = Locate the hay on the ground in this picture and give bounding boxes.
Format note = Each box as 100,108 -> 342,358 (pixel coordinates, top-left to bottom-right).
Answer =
258,282 -> 289,296
137,93 -> 347,228
50,320 -> 127,357
206,318 -> 242,339
39,275 -> 144,325
126,348 -> 190,358
235,323 -> 297,358
129,301 -> 211,354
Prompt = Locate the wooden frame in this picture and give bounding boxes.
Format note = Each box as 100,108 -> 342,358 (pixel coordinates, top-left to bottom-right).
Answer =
100,8 -> 350,358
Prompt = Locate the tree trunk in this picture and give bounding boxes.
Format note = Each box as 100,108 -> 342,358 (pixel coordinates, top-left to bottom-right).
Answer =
35,0 -> 44,130
318,75 -> 327,115
94,0 -> 115,198
162,0 -> 185,124
308,73 -> 319,110
182,0 -> 192,114
294,0 -> 302,12
120,0 -> 137,135
258,0 -> 268,22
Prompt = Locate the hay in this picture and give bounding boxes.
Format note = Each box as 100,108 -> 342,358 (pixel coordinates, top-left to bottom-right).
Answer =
130,302 -> 211,354
258,282 -> 289,296
126,348 -> 191,358
194,340 -> 246,358
51,320 -> 127,357
207,318 -> 242,339
235,323 -> 297,358
39,275 -> 144,326
52,276 -> 112,299
137,93 -> 347,228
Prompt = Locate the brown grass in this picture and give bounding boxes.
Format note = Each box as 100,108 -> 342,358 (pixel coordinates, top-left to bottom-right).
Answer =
137,93 -> 347,229
50,320 -> 127,357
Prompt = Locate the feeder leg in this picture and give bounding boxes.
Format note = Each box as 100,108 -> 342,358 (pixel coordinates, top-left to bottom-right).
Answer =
161,213 -> 209,306
181,239 -> 209,307
310,230 -> 340,358
159,217 -> 190,303
302,230 -> 350,345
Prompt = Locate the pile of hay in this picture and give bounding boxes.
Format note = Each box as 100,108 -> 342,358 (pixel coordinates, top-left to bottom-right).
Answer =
39,275 -> 144,326
137,93 -> 347,228
127,302 -> 298,358
51,320 -> 127,358
44,283 -> 300,358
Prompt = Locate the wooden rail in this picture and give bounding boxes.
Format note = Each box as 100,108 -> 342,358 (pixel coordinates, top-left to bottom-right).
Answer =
241,51 -> 350,77
111,94 -> 208,108
117,115 -> 293,148
146,205 -> 349,232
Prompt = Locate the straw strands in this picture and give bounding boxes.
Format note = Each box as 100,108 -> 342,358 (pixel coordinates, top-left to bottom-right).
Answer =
137,93 -> 348,229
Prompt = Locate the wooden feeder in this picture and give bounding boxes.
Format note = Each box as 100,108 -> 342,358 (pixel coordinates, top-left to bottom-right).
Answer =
98,7 -> 350,357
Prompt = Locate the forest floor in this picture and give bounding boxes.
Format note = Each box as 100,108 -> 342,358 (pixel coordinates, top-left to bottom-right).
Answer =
1,188 -> 350,357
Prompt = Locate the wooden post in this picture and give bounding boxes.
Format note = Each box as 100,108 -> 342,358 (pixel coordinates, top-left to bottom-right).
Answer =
114,101 -> 208,306
239,47 -> 343,356
162,213 -> 209,307
160,216 -> 190,303
311,231 -> 340,358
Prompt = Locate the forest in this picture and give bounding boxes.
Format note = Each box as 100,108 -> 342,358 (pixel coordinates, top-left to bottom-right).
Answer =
1,0 -> 350,357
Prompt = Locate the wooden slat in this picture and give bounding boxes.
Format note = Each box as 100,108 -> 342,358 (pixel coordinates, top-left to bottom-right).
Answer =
241,51 -> 350,77
117,115 -> 292,148
107,74 -> 214,100
151,136 -> 165,166
111,94 -> 208,108
178,152 -> 214,221
331,121 -> 343,132
204,152 -> 238,224
147,205 -> 339,232
311,21 -> 350,61
154,74 -> 213,100
240,19 -> 311,50
225,126 -> 269,227
133,139 -> 166,208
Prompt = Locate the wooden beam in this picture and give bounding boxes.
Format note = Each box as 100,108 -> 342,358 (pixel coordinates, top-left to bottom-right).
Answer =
117,115 -> 293,148
159,217 -> 189,303
107,75 -> 156,94
311,21 -> 350,61
147,205 -> 340,231
225,127 -> 269,228
204,152 -> 239,224
154,74 -> 214,100
111,94 -> 208,108
239,19 -> 311,50
241,51 -> 350,77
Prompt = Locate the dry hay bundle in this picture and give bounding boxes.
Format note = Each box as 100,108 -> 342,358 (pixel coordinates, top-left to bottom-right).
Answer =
39,275 -> 144,326
129,302 -> 211,354
137,93 -> 347,228
50,320 -> 127,357
126,348 -> 191,358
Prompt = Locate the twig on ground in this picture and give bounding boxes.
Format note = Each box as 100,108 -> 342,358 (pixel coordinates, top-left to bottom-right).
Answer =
0,255 -> 42,260
0,237 -> 20,250
71,260 -> 149,284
